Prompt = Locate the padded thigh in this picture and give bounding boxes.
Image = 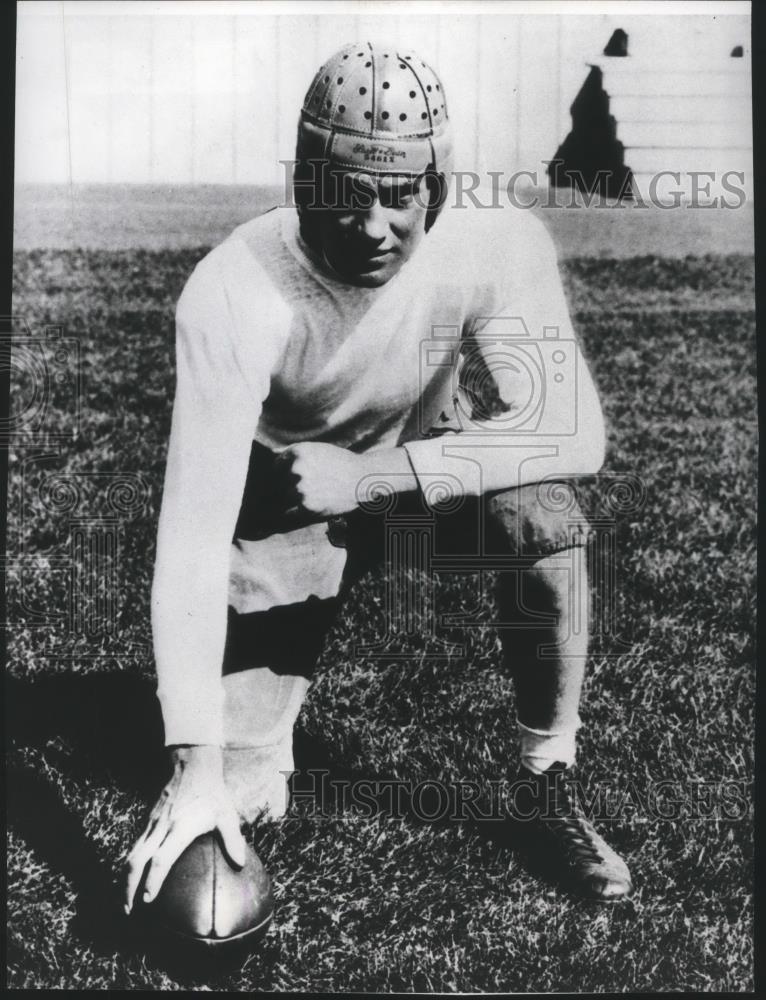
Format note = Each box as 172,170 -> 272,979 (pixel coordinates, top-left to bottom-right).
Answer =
223,473 -> 592,680
342,481 -> 591,583
484,483 -> 591,558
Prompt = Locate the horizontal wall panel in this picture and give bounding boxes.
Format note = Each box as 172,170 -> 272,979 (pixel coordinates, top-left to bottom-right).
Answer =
15,8 -> 753,187
620,121 -> 752,149
602,69 -> 750,98
611,94 -> 752,125
626,147 -> 753,174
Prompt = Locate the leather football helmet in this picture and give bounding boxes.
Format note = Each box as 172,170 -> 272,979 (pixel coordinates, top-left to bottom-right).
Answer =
294,42 -> 453,232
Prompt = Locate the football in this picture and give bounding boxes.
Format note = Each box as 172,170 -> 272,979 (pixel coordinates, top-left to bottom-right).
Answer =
138,832 -> 274,949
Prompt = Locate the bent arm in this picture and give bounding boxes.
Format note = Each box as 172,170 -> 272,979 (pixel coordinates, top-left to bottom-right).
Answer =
399,348 -> 605,496
398,218 -> 605,498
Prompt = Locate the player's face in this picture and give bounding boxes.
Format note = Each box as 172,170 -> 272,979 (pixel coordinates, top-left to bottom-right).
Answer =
316,172 -> 430,287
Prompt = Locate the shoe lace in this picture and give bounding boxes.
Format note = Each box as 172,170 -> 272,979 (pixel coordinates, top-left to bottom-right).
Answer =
543,771 -> 604,866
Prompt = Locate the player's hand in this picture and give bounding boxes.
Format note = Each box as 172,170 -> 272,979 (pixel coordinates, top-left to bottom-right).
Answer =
279,441 -> 368,517
123,745 -> 246,915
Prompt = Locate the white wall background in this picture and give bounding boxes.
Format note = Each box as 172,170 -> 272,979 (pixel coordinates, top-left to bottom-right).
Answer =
15,1 -> 751,187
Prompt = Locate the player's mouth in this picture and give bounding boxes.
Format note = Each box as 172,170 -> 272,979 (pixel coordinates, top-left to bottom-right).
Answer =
358,249 -> 395,270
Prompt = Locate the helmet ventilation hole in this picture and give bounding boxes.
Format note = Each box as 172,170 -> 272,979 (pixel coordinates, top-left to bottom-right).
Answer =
299,44 -> 450,186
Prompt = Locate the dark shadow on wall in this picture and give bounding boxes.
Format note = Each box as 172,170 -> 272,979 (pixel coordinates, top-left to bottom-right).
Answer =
547,64 -> 634,200
604,29 -> 629,57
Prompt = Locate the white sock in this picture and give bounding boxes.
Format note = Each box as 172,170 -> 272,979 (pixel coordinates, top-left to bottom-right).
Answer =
517,716 -> 581,774
222,667 -> 310,748
221,667 -> 311,821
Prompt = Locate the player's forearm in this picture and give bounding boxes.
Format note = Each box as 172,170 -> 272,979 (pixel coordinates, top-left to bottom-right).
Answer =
353,424 -> 604,506
355,446 -> 419,497
152,554 -> 231,746
401,432 -> 603,498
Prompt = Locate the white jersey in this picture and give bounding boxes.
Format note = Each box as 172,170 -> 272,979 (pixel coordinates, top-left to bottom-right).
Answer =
153,201 -> 603,745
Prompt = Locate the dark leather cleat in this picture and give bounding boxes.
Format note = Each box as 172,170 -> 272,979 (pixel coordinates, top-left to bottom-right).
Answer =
509,761 -> 633,902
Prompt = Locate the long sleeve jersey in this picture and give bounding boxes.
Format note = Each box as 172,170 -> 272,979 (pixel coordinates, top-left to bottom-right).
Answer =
152,201 -> 605,746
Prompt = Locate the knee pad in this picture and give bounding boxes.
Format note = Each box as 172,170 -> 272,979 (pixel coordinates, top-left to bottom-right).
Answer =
485,481 -> 591,560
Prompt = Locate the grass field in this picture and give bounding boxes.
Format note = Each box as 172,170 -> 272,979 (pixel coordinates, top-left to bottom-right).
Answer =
7,242 -> 755,990
13,183 -> 757,258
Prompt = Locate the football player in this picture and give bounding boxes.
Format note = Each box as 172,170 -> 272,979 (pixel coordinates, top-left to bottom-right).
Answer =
125,41 -> 632,916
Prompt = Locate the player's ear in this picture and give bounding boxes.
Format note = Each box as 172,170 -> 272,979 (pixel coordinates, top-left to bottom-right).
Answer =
295,157 -> 333,250
424,171 -> 448,232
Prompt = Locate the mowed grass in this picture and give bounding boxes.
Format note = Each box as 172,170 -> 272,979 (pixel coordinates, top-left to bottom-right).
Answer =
7,248 -> 755,991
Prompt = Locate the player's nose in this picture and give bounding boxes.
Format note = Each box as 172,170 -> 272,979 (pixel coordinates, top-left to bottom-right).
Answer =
358,199 -> 390,243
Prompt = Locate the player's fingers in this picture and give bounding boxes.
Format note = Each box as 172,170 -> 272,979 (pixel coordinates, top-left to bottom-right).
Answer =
216,808 -> 247,869
276,448 -> 302,496
275,447 -> 297,479
141,819 -> 205,904
124,803 -> 171,866
124,835 -> 159,914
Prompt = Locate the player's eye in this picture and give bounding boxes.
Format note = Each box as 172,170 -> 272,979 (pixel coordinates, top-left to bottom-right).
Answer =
331,174 -> 376,212
379,186 -> 415,209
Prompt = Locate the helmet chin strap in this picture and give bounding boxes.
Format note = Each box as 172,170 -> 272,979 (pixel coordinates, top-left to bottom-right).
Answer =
320,246 -> 346,281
